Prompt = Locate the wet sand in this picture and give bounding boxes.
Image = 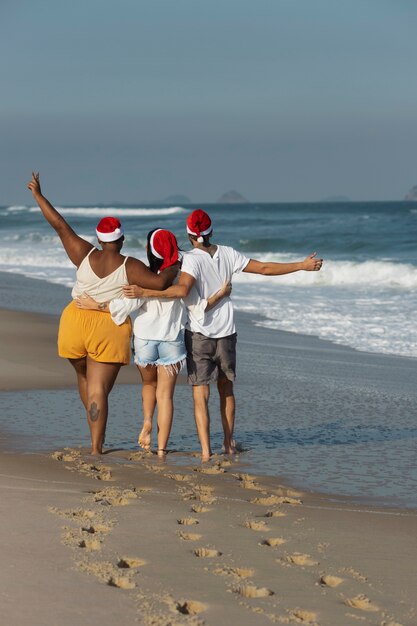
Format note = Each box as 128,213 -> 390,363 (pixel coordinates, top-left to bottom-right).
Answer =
1,271 -> 417,624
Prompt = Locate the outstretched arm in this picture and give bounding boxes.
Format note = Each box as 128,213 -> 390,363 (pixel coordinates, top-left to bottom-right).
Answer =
123,271 -> 195,299
243,253 -> 323,276
27,172 -> 93,266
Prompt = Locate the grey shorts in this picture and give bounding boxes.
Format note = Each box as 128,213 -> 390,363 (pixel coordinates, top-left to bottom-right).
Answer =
185,330 -> 237,386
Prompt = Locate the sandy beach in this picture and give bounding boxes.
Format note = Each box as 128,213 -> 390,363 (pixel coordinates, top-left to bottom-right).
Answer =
1,278 -> 417,625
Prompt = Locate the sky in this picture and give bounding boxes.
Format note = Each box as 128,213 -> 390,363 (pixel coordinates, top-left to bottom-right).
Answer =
1,0 -> 417,204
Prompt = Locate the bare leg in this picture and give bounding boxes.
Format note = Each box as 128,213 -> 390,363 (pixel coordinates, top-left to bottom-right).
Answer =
69,357 -> 88,410
85,357 -> 121,455
217,376 -> 236,454
137,365 -> 157,450
192,384 -> 212,461
155,365 -> 179,456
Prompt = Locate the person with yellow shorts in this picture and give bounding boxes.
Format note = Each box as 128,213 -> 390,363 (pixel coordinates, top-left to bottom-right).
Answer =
27,172 -> 177,454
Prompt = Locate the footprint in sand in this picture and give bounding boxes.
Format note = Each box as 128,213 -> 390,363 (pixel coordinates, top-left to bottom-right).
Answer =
78,559 -> 140,589
244,520 -> 269,531
319,574 -> 344,588
166,473 -> 192,482
177,532 -> 202,541
234,585 -> 274,598
49,507 -> 96,522
177,518 -> 199,526
191,504 -> 211,513
344,594 -> 379,612
81,523 -> 112,535
193,548 -> 222,558
284,553 -> 319,566
175,600 -> 207,615
185,487 -> 216,504
240,481 -> 262,491
341,567 -> 368,583
78,537 -> 102,551
252,495 -> 302,506
195,466 -> 225,475
260,537 -> 286,547
108,576 -> 136,589
290,609 -> 318,624
91,487 -> 138,506
233,472 -> 255,482
51,449 -> 81,462
213,566 -> 254,579
128,451 -> 150,461
264,510 -> 286,518
117,557 -> 146,569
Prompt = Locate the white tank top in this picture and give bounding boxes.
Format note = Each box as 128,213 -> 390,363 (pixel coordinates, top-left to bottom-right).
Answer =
71,249 -> 129,303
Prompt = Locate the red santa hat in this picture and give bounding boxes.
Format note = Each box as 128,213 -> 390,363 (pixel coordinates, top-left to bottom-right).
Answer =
96,217 -> 124,242
186,209 -> 212,243
150,229 -> 179,271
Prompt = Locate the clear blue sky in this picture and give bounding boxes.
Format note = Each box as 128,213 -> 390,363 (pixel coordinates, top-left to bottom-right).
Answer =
1,0 -> 417,204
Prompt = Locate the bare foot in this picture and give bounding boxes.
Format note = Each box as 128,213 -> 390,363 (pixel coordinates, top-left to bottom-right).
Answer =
201,451 -> 212,463
157,449 -> 168,461
223,439 -> 236,455
90,448 -> 103,456
138,420 -> 152,451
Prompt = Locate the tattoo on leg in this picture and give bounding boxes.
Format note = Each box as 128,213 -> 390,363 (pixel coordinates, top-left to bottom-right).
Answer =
89,402 -> 100,422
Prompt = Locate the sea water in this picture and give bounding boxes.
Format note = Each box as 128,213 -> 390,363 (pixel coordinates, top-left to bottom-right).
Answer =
1,200 -> 417,356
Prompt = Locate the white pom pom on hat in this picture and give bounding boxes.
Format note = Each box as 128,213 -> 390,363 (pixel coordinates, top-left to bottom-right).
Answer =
96,217 -> 124,242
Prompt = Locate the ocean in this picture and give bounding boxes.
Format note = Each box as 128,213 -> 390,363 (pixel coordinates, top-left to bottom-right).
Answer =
1,200 -> 417,357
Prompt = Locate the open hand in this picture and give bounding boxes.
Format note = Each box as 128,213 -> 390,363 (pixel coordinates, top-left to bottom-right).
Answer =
123,284 -> 145,298
27,172 -> 41,198
221,281 -> 232,297
302,252 -> 323,272
74,292 -> 99,310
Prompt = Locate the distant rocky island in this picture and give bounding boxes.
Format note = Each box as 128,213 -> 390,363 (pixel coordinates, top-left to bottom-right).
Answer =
217,190 -> 250,204
405,186 -> 417,201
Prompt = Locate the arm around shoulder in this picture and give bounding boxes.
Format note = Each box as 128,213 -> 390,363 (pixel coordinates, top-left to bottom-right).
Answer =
123,270 -> 195,299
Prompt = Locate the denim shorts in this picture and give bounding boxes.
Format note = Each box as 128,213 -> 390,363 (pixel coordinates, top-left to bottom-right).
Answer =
133,330 -> 187,368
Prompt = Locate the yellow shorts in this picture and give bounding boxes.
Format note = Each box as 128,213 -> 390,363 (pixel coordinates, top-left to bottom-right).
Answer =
58,301 -> 132,364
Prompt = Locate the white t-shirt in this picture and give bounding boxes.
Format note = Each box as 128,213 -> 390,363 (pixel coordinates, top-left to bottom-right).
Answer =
181,245 -> 249,338
109,287 -> 207,342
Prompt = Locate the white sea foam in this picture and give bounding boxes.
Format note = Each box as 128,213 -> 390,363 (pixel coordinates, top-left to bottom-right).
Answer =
4,205 -> 28,212
27,206 -> 187,216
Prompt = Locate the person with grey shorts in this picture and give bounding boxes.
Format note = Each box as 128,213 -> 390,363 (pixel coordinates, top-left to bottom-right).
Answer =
125,209 -> 323,461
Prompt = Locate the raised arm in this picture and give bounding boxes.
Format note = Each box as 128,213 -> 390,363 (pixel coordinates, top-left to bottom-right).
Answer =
123,270 -> 195,299
27,172 -> 93,266
243,253 -> 322,276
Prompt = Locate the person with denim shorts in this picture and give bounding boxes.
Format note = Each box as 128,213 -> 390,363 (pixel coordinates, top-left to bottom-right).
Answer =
123,210 -> 323,461
79,228 -> 230,457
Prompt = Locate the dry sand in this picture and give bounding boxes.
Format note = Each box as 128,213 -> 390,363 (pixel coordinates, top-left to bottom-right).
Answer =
1,306 -> 417,626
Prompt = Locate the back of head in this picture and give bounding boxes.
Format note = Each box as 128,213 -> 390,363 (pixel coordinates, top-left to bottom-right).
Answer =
96,217 -> 124,246
186,209 -> 212,246
147,228 -> 179,273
